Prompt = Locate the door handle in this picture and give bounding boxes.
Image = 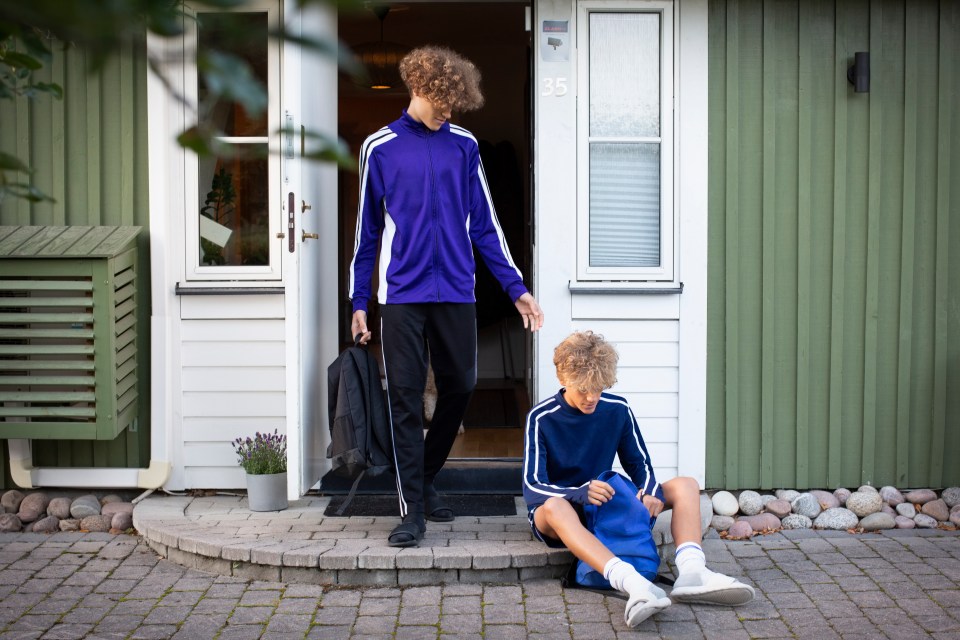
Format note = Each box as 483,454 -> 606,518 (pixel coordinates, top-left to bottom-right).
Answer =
287,192 -> 295,253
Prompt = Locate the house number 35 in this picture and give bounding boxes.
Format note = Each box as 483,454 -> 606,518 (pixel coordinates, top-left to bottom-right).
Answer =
542,77 -> 568,97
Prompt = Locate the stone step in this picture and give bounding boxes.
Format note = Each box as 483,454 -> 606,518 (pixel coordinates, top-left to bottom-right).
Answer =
133,494 -> 711,586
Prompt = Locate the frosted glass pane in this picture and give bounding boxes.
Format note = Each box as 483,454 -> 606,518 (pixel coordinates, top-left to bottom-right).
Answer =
589,143 -> 660,267
589,13 -> 660,137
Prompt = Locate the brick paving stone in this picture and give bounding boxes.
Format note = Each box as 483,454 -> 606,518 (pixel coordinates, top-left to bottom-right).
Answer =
40,622 -> 95,639
399,604 -> 440,626
276,597 -> 320,614
314,606 -> 359,625
353,615 -> 397,634
524,595 -> 565,613
306,624 -> 352,638
321,590 -> 361,606
360,596 -> 400,617
482,603 -> 525,625
395,625 -> 441,639
438,613 -> 482,635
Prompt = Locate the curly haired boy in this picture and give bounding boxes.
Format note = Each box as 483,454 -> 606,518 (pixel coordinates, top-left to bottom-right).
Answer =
524,331 -> 754,627
350,46 -> 544,547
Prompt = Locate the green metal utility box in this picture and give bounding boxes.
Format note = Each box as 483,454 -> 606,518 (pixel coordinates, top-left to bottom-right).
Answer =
0,226 -> 141,440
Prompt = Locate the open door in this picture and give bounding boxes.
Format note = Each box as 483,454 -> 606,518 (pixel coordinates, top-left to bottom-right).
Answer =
284,1 -> 339,495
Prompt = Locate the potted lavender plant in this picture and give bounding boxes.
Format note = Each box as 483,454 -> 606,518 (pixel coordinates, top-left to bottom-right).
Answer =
233,429 -> 288,511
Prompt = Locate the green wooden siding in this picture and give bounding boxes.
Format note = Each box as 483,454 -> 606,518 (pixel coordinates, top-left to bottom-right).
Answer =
0,38 -> 150,480
707,0 -> 960,489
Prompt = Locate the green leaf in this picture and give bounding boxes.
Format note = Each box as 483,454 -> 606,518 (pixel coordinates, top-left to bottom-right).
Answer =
176,126 -> 215,156
0,151 -> 30,172
0,50 -> 43,71
30,81 -> 62,99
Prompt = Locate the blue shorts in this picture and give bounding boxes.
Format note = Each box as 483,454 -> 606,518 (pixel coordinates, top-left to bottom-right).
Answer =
528,503 -> 586,549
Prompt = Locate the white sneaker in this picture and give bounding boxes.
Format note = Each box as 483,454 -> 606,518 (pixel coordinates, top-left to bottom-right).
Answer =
624,589 -> 672,628
670,568 -> 755,605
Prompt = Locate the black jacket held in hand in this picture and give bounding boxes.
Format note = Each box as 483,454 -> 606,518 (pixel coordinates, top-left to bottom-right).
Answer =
326,342 -> 393,479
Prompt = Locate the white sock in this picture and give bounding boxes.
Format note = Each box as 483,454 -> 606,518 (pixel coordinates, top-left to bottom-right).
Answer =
675,542 -> 706,576
603,557 -> 654,596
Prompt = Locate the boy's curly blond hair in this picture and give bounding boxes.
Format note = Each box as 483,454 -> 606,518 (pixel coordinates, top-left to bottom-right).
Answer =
553,331 -> 618,392
399,45 -> 484,112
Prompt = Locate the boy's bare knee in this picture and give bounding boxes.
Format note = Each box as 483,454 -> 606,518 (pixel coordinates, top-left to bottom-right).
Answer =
664,476 -> 700,503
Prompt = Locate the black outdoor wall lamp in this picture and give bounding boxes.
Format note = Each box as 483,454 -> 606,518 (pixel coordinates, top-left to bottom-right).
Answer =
847,52 -> 870,93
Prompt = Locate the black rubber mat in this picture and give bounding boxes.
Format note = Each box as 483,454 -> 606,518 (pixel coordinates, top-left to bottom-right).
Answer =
323,494 -> 519,517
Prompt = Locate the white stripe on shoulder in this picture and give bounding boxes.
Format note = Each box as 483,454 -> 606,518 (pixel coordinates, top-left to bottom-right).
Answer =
449,124 -> 477,144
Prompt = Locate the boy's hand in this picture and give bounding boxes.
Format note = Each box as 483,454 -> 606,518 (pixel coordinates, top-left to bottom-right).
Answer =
587,480 -> 615,505
351,310 -> 372,345
639,493 -> 664,517
514,293 -> 544,332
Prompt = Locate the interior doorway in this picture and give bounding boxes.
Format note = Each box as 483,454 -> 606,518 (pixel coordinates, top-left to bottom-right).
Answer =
337,3 -> 533,467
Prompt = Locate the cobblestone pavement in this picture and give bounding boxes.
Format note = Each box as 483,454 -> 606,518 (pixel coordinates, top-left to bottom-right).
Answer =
1,529 -> 958,639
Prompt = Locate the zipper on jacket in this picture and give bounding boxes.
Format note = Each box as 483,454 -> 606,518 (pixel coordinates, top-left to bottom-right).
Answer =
426,134 -> 440,302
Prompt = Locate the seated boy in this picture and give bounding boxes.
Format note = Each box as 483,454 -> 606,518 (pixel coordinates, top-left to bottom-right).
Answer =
524,331 -> 754,627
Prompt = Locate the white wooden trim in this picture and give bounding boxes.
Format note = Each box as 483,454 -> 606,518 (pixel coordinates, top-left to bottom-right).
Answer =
574,0 -> 676,284
676,0 -> 709,485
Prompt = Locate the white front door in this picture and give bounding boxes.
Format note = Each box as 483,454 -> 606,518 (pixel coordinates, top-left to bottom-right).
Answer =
283,1 -> 339,496
148,0 -> 339,494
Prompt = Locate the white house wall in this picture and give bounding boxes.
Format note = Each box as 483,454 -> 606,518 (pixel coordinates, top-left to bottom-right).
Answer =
535,0 -> 708,485
172,296 -> 287,490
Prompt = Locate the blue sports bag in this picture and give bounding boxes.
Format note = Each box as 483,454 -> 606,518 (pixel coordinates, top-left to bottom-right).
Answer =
574,470 -> 662,587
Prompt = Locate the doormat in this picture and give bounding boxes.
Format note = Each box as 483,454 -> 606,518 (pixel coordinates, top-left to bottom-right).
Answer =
323,494 -> 519,518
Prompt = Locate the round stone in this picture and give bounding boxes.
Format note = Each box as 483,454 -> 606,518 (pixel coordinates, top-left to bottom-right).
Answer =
711,515 -> 735,532
711,491 -> 740,517
942,487 -> 960,508
896,502 -> 917,518
781,514 -> 813,530
834,488 -> 852,505
894,515 -> 916,529
776,489 -> 800,502
792,493 -> 822,519
905,489 -> 937,505
1,489 -> 25,514
765,499 -> 792,519
726,520 -> 754,539
881,504 -> 896,517
814,507 -> 859,530
846,491 -> 883,517
920,499 -> 949,522
857,485 -> 879,494
99,494 -> 124,506
951,511 -> 960,527
59,519 -> 80,532
738,490 -> 764,516
760,494 -> 778,506
879,486 -> 905,506
101,502 -> 134,518
70,494 -> 101,519
31,515 -> 59,533
0,513 -> 22,532
79,515 -> 112,532
47,497 -> 72,520
860,512 -> 895,531
16,492 -> 50,523
913,514 -> 938,528
111,511 -> 133,531
738,513 -> 781,532
810,490 -> 840,510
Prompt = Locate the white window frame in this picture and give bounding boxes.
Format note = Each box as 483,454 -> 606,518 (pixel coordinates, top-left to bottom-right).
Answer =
182,0 -> 284,282
575,0 -> 676,285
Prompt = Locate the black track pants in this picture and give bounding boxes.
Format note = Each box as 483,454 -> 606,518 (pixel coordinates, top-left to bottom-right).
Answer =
380,303 -> 477,519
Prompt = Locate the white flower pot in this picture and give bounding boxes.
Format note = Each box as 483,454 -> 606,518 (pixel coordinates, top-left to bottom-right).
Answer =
246,472 -> 288,512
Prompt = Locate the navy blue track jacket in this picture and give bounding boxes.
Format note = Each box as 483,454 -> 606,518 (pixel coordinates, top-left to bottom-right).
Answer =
523,390 -> 665,515
349,110 -> 528,313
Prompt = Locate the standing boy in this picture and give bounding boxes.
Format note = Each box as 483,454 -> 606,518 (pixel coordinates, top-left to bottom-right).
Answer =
524,331 -> 754,627
350,46 -> 544,547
